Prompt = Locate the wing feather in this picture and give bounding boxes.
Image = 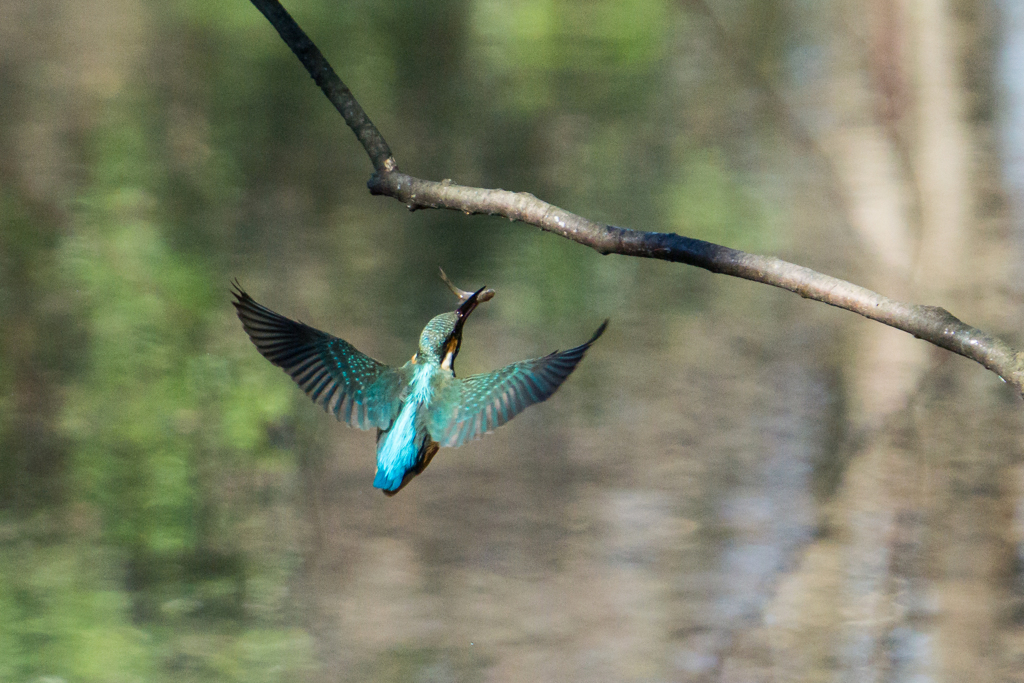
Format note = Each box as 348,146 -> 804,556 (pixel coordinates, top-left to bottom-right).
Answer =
428,321 -> 607,447
232,283 -> 403,430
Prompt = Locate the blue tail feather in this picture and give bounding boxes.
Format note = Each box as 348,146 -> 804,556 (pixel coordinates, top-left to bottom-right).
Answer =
374,402 -> 424,492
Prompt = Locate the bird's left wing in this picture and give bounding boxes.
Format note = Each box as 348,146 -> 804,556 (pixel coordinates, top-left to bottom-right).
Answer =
427,321 -> 607,448
232,283 -> 404,430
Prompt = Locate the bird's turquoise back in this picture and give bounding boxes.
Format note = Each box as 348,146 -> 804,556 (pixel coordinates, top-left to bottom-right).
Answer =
374,362 -> 436,491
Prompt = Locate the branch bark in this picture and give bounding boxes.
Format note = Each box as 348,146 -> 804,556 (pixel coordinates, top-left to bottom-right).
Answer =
248,0 -> 1024,396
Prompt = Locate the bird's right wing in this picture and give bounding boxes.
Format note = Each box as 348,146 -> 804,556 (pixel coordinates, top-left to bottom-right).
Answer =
427,321 -> 607,447
232,283 -> 404,430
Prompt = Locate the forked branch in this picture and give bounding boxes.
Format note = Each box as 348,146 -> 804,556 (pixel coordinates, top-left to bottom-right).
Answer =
248,0 -> 1024,395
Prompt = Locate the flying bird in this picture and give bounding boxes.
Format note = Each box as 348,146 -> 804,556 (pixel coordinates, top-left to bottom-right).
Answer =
232,272 -> 606,495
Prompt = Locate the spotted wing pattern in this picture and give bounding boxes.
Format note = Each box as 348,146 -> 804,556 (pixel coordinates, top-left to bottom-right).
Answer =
427,321 -> 607,447
232,283 -> 403,430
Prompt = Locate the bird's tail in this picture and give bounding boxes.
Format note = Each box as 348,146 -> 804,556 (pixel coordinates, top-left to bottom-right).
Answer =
374,402 -> 438,494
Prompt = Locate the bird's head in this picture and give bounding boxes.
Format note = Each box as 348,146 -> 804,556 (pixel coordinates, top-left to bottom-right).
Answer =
416,285 -> 488,370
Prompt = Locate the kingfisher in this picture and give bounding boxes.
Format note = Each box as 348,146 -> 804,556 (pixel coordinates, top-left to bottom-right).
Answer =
232,271 -> 606,495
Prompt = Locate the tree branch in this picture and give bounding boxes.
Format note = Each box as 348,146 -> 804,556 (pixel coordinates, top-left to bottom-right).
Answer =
248,0 -> 395,174
248,0 -> 1024,396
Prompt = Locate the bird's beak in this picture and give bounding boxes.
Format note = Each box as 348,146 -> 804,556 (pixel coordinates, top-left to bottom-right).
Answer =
452,285 -> 486,342
454,285 -> 486,325
441,286 -> 487,371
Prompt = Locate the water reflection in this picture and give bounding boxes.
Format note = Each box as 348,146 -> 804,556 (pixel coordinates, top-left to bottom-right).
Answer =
1,0 -> 1022,681
998,0 -> 1024,291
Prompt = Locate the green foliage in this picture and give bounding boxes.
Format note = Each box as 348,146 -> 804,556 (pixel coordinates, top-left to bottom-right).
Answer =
663,146 -> 772,251
43,90 -> 310,681
0,540 -> 315,682
0,543 -> 154,682
470,0 -> 671,113
59,99 -> 292,554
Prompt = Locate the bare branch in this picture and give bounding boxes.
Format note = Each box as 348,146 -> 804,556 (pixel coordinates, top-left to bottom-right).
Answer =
247,0 -> 1024,396
248,0 -> 396,174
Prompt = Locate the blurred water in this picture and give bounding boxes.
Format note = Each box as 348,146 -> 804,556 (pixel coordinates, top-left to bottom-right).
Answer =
1,1 -> 1022,682
998,0 -> 1024,291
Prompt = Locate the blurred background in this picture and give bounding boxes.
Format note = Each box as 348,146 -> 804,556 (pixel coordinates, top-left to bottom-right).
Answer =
2,0 -> 1024,680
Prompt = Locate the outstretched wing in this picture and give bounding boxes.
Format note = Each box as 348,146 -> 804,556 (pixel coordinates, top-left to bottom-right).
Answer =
232,282 -> 403,430
427,321 -> 607,447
